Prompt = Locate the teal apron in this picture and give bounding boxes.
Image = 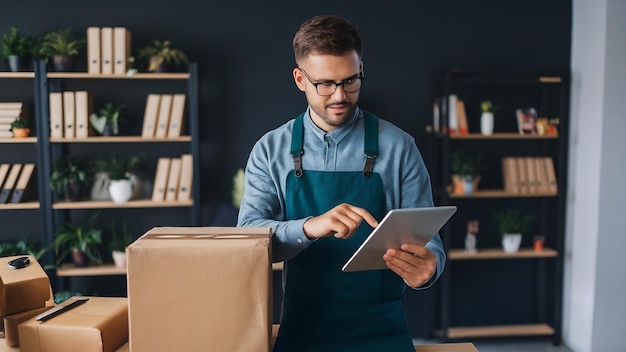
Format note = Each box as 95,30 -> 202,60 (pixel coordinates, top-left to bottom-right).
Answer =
273,111 -> 414,352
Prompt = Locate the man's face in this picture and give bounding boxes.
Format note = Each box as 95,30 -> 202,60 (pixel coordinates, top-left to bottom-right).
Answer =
293,51 -> 363,132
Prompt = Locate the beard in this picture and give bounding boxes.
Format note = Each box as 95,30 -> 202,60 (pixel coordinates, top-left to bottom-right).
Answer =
310,100 -> 357,129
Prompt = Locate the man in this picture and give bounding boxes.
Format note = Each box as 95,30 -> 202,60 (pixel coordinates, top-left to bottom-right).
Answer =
237,15 -> 445,351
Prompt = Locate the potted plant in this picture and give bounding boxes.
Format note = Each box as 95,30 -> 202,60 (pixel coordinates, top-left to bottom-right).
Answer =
136,40 -> 188,72
9,117 -> 30,137
39,28 -> 85,72
96,154 -> 140,203
51,212 -> 102,267
89,102 -> 124,136
450,149 -> 485,195
494,209 -> 534,253
480,100 -> 502,135
108,219 -> 133,268
0,239 -> 46,259
0,25 -> 38,72
50,154 -> 95,201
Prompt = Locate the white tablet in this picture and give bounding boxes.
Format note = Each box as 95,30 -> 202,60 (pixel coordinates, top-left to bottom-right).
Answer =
341,206 -> 457,272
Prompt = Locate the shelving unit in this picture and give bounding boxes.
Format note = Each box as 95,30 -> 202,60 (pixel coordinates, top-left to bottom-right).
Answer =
430,68 -> 569,344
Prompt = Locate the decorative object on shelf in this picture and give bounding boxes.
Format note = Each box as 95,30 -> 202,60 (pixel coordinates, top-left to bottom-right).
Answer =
533,235 -> 545,252
51,212 -> 102,267
450,149 -> 485,195
50,154 -> 95,201
96,154 -> 141,203
9,117 -> 30,137
479,100 -> 498,136
0,25 -> 39,72
108,219 -> 133,269
494,209 -> 534,253
89,102 -> 124,136
464,220 -> 479,253
39,28 -> 85,72
136,40 -> 188,72
515,108 -> 538,135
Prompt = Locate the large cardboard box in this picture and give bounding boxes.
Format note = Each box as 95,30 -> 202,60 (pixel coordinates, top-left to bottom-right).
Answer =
0,255 -> 51,316
18,296 -> 128,352
127,227 -> 272,352
3,306 -> 50,346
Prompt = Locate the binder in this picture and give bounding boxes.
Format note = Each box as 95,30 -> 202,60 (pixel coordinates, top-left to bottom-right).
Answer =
0,163 -> 22,203
516,157 -> 529,194
141,94 -> 161,138
87,27 -> 101,74
501,157 -> 519,194
155,94 -> 172,138
0,109 -> 22,118
101,27 -> 114,75
10,163 -> 35,203
456,100 -> 469,135
0,163 -> 10,190
167,94 -> 186,137
49,92 -> 64,138
177,154 -> 193,201
62,91 -> 75,138
525,157 -> 538,194
0,102 -> 23,110
151,158 -> 171,201
165,158 -> 182,201
0,116 -> 19,123
113,27 -> 131,75
74,91 -> 91,138
544,157 -> 558,194
535,157 -> 550,193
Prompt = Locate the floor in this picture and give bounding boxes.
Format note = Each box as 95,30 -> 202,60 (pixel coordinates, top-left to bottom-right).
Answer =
413,338 -> 574,352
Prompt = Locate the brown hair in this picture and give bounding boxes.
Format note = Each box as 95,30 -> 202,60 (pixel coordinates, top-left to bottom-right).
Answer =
293,15 -> 362,64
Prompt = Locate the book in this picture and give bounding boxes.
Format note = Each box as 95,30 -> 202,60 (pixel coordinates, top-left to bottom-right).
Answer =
151,158 -> 171,201
0,116 -> 20,123
74,91 -> 92,138
167,94 -> 186,137
154,95 -> 172,138
501,157 -> 519,194
516,157 -> 529,194
10,163 -> 35,203
432,100 -> 440,133
448,94 -> 458,135
0,109 -> 22,118
0,102 -> 23,110
49,92 -> 64,138
0,164 -> 22,203
525,157 -> 538,194
544,156 -> 558,194
63,91 -> 75,138
141,94 -> 161,138
87,27 -> 101,74
535,157 -> 550,193
101,27 -> 114,75
177,154 -> 193,201
0,163 -> 10,190
456,100 -> 468,135
165,158 -> 182,201
113,27 -> 131,75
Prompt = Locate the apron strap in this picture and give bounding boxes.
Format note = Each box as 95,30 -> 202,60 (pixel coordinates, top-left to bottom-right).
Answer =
290,113 -> 305,178
363,111 -> 378,177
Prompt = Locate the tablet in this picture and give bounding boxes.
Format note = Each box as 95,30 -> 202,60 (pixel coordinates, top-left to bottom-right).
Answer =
341,206 -> 457,272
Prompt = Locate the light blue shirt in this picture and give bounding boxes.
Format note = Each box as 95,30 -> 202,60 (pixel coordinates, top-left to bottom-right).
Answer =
237,107 -> 445,288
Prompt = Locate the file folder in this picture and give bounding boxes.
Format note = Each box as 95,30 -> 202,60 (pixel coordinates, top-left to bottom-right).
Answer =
62,91 -> 75,138
87,27 -> 101,74
151,158 -> 171,201
167,94 -> 186,137
0,164 -> 22,203
49,92 -> 64,138
113,27 -> 131,75
177,154 -> 193,201
10,163 -> 35,203
141,94 -> 161,138
101,27 -> 114,75
165,158 -> 181,201
155,95 -> 172,138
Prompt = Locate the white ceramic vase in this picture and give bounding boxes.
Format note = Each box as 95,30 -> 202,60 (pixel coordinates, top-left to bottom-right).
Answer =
108,179 -> 134,203
502,233 -> 522,253
112,251 -> 127,269
480,112 -> 494,135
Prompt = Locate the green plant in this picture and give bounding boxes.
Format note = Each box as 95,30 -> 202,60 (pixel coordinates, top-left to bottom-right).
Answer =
51,212 -> 103,266
480,100 -> 501,113
39,28 -> 84,57
0,239 -> 46,259
9,117 -> 28,131
494,209 -> 534,235
107,219 -> 133,252
0,25 -> 38,58
136,40 -> 188,72
451,149 -> 485,176
96,154 -> 140,181
50,154 -> 95,197
91,102 -> 124,135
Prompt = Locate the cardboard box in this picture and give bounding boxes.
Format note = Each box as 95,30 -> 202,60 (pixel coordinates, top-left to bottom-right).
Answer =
18,296 -> 128,352
127,227 -> 272,352
3,306 -> 50,346
0,255 -> 51,316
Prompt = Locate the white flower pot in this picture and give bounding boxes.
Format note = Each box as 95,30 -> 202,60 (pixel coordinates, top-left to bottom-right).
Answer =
112,250 -> 127,269
502,233 -> 522,253
480,112 -> 494,135
108,179 -> 134,203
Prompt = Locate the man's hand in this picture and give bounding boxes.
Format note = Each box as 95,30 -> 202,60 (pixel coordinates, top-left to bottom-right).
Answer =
302,203 -> 378,240
383,244 -> 436,288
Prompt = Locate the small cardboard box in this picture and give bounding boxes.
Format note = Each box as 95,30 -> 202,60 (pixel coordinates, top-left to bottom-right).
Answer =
127,227 -> 272,352
18,296 -> 129,352
3,306 -> 51,346
0,255 -> 51,316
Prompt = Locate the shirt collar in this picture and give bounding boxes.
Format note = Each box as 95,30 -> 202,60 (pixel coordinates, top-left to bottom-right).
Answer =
303,107 -> 361,144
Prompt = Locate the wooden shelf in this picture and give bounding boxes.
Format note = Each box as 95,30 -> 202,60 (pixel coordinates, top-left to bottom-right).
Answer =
446,323 -> 555,339
448,248 -> 558,260
448,132 -> 558,140
50,136 -> 191,143
0,201 -> 39,210
0,137 -> 37,143
0,72 -> 35,78
449,189 -> 558,198
52,199 -> 193,209
47,72 -> 189,79
58,262 -> 285,277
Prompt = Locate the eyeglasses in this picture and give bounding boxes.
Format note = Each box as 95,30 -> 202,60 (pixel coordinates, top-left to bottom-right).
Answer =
297,67 -> 364,96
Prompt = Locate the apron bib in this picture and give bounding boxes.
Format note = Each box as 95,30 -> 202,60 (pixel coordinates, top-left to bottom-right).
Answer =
273,112 -> 414,352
